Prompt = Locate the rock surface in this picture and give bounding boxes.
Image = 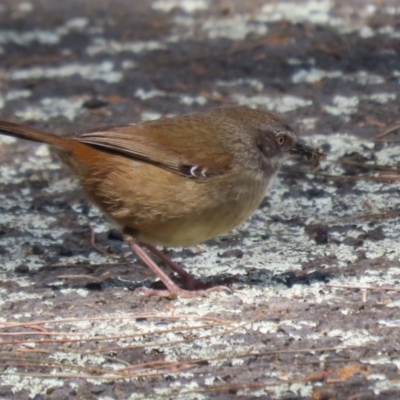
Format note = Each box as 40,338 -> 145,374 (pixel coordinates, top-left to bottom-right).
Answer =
1,0 -> 400,398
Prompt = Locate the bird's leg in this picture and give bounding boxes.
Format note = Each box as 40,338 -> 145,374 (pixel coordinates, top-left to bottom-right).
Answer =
143,243 -> 234,290
142,243 -> 201,288
124,235 -> 231,298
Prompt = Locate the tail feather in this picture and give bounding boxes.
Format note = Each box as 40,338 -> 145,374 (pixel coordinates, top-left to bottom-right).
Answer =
0,120 -> 72,149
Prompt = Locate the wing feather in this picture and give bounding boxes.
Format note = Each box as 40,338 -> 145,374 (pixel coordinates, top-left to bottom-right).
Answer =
77,115 -> 233,178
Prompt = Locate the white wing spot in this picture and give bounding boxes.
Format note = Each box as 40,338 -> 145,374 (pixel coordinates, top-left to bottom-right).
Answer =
190,166 -> 198,177
186,165 -> 208,178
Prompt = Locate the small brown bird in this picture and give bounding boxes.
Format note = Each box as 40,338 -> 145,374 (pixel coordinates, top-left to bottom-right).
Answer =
0,107 -> 323,297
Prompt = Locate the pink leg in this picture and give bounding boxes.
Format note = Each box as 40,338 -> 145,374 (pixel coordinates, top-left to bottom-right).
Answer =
143,243 -> 235,290
124,236 -> 231,298
143,244 -> 197,282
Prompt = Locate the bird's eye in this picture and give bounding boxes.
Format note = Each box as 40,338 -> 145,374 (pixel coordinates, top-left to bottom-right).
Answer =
277,135 -> 285,146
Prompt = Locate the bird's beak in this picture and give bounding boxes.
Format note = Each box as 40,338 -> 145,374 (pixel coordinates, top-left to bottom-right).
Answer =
290,141 -> 316,156
290,141 -> 326,165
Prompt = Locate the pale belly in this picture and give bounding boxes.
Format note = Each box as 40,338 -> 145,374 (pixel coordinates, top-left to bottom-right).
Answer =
83,157 -> 274,247
135,175 -> 271,247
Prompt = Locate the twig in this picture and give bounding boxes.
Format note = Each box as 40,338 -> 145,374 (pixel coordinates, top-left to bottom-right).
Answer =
39,261 -> 131,270
57,271 -> 111,282
327,284 -> 400,292
0,321 -> 229,345
0,313 -> 233,331
376,123 -> 400,138
117,345 -> 362,374
89,223 -> 117,258
323,210 -> 400,224
321,173 -> 400,182
361,289 -> 368,303
85,311 -> 269,355
337,159 -> 399,173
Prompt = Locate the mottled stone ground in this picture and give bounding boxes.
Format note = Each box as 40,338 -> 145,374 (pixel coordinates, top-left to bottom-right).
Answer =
1,0 -> 400,398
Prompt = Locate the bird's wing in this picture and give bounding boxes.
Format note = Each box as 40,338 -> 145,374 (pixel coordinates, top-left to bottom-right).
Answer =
77,114 -> 233,178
